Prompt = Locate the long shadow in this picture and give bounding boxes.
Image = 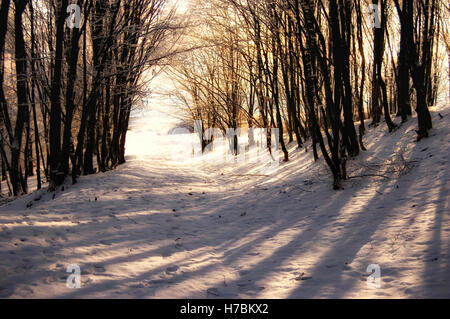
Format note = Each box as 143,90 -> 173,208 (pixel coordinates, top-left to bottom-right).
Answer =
287,176 -> 414,297
421,164 -> 450,298
0,156 -> 322,297
1,113 -> 448,298
53,168 -> 360,298
0,158 -> 396,297
205,122 -> 419,298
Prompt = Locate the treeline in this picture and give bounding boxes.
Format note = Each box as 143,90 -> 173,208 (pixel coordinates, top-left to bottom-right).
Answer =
172,0 -> 447,189
0,0 -> 175,196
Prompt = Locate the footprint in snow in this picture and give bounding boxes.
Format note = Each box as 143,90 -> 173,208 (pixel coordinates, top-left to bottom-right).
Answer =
94,265 -> 106,273
247,252 -> 260,256
165,266 -> 179,274
206,288 -> 220,297
294,273 -> 312,281
42,249 -> 55,257
130,283 -> 147,289
146,279 -> 170,286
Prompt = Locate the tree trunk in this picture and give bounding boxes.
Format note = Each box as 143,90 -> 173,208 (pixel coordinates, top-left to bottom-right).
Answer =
10,0 -> 29,196
49,0 -> 69,187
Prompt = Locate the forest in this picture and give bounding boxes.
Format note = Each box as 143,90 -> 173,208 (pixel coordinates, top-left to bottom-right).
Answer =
0,0 -> 449,300
0,0 -> 178,197
169,0 -> 448,188
0,0 -> 448,197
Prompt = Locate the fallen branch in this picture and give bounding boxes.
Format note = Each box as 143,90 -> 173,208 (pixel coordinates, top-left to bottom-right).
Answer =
347,174 -> 390,180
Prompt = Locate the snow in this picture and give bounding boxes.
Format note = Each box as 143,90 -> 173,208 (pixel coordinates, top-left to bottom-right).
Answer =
0,100 -> 449,299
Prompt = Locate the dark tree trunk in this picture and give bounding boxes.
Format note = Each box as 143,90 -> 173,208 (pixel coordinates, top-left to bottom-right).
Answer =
49,0 -> 69,187
298,0 -> 341,189
61,2 -> 83,176
397,0 -> 411,123
396,0 -> 434,140
10,0 -> 30,196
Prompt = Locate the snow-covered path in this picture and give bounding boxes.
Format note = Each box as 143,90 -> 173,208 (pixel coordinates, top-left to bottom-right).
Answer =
0,104 -> 449,299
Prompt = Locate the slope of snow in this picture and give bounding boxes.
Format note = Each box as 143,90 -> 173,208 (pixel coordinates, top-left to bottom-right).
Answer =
0,101 -> 449,299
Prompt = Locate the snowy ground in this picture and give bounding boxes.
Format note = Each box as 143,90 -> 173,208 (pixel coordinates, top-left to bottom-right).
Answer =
0,101 -> 449,299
